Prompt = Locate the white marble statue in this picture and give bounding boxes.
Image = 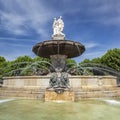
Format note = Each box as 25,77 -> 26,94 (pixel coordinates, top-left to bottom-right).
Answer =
53,18 -> 58,35
52,16 -> 65,36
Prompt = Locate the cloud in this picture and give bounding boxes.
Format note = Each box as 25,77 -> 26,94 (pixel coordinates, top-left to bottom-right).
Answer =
84,42 -> 98,49
60,0 -> 120,27
1,0 -> 120,38
0,0 -> 54,37
84,51 -> 105,58
0,37 -> 35,42
86,0 -> 120,26
0,12 -> 27,35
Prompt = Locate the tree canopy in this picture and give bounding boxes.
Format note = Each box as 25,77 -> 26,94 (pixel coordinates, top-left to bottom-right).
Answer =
80,48 -> 120,72
101,48 -> 120,72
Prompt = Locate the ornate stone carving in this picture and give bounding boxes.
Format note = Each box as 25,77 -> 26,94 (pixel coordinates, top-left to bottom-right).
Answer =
48,72 -> 70,94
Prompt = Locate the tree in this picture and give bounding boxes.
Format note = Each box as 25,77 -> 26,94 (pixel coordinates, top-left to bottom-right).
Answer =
33,56 -> 51,67
66,59 -> 77,75
0,56 -> 7,77
79,59 -> 91,65
78,48 -> 120,77
2,56 -> 33,76
33,56 -> 50,63
66,59 -> 76,67
33,56 -> 44,62
91,57 -> 101,64
0,56 -> 6,63
32,57 -> 50,75
15,56 -> 33,62
101,48 -> 120,72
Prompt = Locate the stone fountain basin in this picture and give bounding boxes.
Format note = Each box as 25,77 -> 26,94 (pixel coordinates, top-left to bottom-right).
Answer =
2,75 -> 117,88
32,40 -> 85,58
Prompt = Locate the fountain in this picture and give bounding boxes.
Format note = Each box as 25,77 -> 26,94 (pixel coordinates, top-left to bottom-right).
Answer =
32,16 -> 85,101
0,16 -> 120,101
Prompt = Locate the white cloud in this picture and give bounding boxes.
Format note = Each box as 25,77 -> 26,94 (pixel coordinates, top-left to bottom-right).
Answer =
84,51 -> 104,58
0,37 -> 35,42
86,43 -> 97,49
84,42 -> 98,49
88,0 -> 120,26
1,0 -> 120,38
0,12 -> 27,35
0,0 -> 120,36
0,0 -> 54,37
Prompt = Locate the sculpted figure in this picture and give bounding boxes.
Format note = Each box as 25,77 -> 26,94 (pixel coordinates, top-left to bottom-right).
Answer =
53,18 -> 58,35
49,73 -> 58,88
53,16 -> 64,35
57,16 -> 64,34
60,73 -> 70,88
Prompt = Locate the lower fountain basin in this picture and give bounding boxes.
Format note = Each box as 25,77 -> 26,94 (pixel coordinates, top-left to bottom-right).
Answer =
2,75 -> 117,89
1,75 -> 119,101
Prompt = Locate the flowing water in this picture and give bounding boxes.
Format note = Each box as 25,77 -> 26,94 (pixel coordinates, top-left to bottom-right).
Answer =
103,99 -> 120,105
1,61 -> 53,77
0,99 -> 15,103
67,63 -> 120,75
2,61 -> 120,78
67,63 -> 120,83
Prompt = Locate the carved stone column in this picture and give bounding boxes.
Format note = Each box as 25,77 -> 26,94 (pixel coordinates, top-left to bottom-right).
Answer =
50,55 -> 67,72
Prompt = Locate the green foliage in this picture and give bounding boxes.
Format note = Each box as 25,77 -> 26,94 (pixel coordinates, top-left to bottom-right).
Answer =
80,58 -> 101,65
33,57 -> 50,67
3,56 -> 33,76
0,56 -> 7,77
79,59 -> 91,65
91,57 -> 101,64
66,59 -> 78,75
0,56 -> 6,62
0,55 -> 51,77
80,48 -> 120,72
101,48 -> 120,72
66,59 -> 76,67
66,59 -> 77,72
14,56 -> 33,62
33,56 -> 50,62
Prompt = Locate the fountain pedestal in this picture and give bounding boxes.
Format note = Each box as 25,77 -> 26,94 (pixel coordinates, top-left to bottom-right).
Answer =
45,89 -> 74,102
50,55 -> 67,72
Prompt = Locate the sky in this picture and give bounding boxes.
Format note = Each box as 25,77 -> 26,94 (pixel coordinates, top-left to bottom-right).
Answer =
0,0 -> 120,63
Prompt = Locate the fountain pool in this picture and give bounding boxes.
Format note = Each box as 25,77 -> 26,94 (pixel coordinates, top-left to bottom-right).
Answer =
0,99 -> 120,120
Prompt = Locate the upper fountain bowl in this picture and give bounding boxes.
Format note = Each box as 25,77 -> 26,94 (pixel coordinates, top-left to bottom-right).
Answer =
32,39 -> 85,58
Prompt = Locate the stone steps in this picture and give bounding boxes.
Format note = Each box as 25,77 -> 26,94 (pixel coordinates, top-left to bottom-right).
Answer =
74,88 -> 120,100
0,87 -> 120,101
0,87 -> 45,100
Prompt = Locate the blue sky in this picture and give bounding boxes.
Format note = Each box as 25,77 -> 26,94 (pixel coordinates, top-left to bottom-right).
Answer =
0,0 -> 120,63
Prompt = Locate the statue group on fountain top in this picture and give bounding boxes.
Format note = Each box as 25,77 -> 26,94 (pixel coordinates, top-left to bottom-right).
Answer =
52,16 -> 65,39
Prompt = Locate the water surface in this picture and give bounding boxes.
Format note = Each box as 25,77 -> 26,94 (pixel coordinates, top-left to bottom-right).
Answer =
0,99 -> 120,120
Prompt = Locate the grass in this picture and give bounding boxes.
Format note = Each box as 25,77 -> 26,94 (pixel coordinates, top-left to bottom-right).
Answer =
0,99 -> 120,120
